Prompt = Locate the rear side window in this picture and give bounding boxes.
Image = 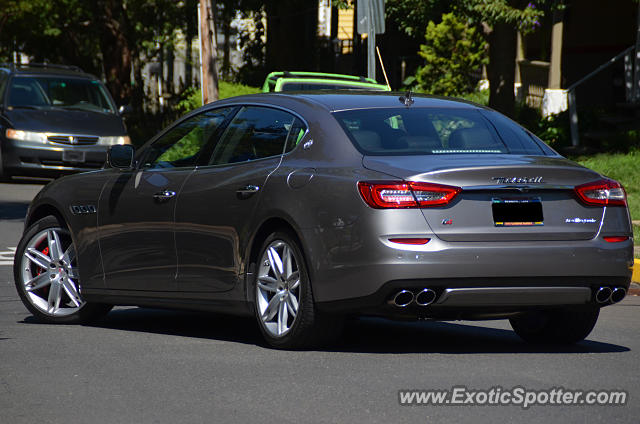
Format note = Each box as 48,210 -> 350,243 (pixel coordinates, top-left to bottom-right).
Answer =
208,106 -> 301,165
334,108 -> 548,156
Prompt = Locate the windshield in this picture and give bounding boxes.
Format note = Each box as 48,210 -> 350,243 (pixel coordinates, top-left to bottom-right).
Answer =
7,76 -> 116,113
333,107 -> 550,156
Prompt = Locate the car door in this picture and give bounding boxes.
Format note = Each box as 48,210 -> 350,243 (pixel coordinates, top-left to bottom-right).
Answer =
175,106 -> 307,293
97,107 -> 233,291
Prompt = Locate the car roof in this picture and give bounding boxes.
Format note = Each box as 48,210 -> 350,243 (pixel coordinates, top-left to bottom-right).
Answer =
0,63 -> 97,79
272,91 -> 484,112
193,92 -> 486,122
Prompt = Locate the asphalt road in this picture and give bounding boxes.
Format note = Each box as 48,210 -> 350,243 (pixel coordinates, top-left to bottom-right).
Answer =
0,181 -> 638,424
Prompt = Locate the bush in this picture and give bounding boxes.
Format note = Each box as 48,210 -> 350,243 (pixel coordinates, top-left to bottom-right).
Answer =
415,13 -> 487,97
175,81 -> 261,114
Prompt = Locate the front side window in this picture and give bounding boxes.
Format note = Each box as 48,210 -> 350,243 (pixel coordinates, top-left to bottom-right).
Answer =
8,76 -> 116,113
334,108 -> 548,156
143,107 -> 233,169
209,106 -> 301,165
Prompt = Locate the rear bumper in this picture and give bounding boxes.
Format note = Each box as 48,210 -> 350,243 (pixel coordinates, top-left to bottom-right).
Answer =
1,137 -> 108,177
434,286 -> 592,307
303,213 -> 633,317
316,276 -> 630,319
306,226 -> 634,304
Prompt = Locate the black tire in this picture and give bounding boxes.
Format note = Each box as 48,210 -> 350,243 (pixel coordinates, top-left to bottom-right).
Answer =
14,215 -> 112,324
253,230 -> 342,349
509,305 -> 600,344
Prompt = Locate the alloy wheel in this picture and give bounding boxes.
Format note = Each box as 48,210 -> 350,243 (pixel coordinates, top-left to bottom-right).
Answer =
19,227 -> 84,316
256,240 -> 301,337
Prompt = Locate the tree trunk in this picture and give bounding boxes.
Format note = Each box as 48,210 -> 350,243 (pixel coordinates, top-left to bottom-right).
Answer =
199,0 -> 219,103
96,0 -> 132,105
487,22 -> 517,117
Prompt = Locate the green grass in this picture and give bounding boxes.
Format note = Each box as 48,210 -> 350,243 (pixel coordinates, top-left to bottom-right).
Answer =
575,151 -> 640,221
219,81 -> 261,98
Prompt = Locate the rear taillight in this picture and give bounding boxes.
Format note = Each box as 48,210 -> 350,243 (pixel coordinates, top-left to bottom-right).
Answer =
358,181 -> 461,209
574,179 -> 627,207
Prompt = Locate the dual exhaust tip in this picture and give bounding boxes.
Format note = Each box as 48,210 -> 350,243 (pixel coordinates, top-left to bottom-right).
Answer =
393,286 -> 627,307
595,286 -> 626,304
392,288 -> 437,307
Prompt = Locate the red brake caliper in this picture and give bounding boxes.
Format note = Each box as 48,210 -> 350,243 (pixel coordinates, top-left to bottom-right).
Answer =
37,246 -> 50,295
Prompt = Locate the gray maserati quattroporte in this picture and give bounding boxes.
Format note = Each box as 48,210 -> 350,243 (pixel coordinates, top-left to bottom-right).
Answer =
14,92 -> 634,348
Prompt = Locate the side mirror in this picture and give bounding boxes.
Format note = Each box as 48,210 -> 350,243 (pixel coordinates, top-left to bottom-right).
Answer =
118,104 -> 132,115
108,144 -> 135,169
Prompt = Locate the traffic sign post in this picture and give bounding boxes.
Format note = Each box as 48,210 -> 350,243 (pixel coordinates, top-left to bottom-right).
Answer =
357,0 -> 385,80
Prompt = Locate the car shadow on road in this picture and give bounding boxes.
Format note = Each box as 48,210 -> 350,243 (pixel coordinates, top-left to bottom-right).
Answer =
335,317 -> 629,354
32,307 -> 628,354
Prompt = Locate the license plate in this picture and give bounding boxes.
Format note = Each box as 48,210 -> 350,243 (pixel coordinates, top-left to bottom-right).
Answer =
492,197 -> 543,227
62,150 -> 86,163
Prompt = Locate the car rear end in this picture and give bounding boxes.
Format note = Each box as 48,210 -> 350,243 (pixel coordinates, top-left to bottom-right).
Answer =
314,101 -> 633,320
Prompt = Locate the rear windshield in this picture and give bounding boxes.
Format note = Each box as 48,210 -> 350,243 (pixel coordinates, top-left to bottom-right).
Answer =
333,108 -> 550,156
7,76 -> 116,113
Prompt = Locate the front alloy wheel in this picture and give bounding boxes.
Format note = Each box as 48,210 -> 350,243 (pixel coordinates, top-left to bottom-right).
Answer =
14,216 -> 111,323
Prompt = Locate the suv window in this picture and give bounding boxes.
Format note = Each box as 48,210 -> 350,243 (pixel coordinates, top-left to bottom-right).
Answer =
8,76 -> 115,113
209,106 -> 299,165
143,107 -> 233,169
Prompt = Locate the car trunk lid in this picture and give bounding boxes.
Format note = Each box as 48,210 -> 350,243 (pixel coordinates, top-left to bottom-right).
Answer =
362,154 -> 605,242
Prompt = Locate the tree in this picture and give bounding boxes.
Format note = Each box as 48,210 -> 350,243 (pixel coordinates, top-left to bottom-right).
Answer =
383,0 -> 557,116
385,0 -> 450,39
455,0 -> 547,117
416,13 -> 487,97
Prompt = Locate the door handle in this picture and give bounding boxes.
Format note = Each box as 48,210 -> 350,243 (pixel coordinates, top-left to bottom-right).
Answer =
236,184 -> 260,199
153,190 -> 176,203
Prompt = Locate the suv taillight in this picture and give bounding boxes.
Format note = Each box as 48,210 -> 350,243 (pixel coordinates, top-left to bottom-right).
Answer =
358,181 -> 461,209
574,179 -> 627,207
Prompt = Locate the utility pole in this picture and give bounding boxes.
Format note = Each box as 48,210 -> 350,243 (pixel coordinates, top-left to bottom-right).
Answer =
357,0 -> 385,81
199,0 -> 219,104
